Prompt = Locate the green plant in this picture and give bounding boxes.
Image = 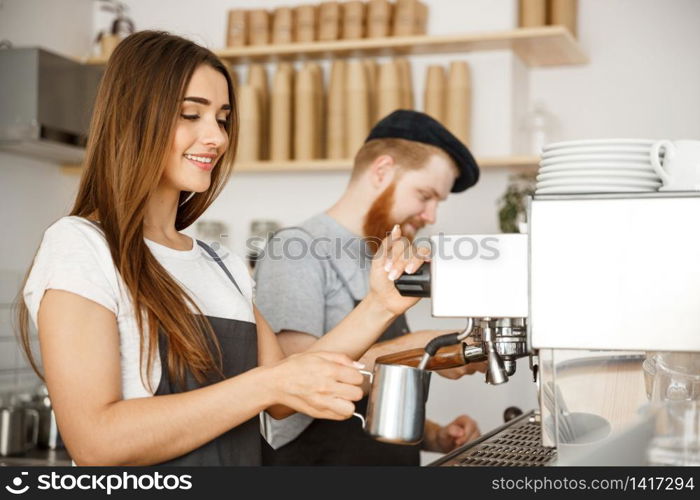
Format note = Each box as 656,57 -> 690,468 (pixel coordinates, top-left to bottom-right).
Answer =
498,172 -> 537,233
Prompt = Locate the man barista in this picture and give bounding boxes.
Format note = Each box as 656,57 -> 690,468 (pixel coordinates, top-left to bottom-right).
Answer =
255,110 -> 484,465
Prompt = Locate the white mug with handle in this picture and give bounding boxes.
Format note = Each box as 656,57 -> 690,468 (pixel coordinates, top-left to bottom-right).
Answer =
650,140 -> 700,191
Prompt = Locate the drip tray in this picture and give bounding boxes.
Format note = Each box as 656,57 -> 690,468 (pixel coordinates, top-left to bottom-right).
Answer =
430,410 -> 556,467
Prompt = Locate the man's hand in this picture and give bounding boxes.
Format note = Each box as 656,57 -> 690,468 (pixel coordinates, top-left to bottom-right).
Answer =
368,225 -> 429,316
436,361 -> 487,380
423,415 -> 480,453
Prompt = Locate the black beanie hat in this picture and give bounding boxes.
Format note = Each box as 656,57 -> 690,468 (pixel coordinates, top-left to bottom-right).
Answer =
365,109 -> 480,192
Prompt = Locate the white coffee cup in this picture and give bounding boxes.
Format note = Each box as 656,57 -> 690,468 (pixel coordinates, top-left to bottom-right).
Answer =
650,140 -> 700,191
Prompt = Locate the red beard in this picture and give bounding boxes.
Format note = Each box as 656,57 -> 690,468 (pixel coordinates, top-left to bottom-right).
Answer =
363,182 -> 423,254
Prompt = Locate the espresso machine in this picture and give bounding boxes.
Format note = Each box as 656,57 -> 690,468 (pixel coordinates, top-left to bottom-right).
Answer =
393,192 -> 700,466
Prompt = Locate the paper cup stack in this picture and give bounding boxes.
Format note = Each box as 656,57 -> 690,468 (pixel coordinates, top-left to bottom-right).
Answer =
536,139 -> 663,194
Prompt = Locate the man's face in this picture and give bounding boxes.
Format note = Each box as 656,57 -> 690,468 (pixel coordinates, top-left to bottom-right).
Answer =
363,153 -> 457,248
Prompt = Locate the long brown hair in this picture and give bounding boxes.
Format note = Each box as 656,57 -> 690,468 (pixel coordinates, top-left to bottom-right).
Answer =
16,31 -> 238,389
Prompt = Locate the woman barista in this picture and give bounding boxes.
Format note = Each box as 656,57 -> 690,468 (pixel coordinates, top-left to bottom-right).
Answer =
16,31 -> 426,466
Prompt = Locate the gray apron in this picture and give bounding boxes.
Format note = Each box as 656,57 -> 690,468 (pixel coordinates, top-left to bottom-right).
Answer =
261,228 -> 421,465
156,240 -> 261,466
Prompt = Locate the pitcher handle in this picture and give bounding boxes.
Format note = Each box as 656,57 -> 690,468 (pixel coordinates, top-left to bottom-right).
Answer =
357,369 -> 373,382
352,412 -> 366,428
651,140 -> 673,186
352,369 -> 374,428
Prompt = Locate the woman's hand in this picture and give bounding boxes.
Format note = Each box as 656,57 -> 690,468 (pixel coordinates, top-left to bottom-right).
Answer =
368,225 -> 430,316
266,351 -> 365,420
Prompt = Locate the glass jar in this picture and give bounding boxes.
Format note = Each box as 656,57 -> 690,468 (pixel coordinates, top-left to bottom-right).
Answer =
646,400 -> 700,466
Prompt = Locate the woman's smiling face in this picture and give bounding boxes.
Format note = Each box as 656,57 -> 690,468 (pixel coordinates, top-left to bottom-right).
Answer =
162,64 -> 231,194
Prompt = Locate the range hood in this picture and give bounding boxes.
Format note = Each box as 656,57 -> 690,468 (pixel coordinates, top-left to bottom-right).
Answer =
0,48 -> 103,163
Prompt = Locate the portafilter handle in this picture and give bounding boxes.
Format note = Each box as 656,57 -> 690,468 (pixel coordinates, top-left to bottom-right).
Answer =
394,262 -> 431,297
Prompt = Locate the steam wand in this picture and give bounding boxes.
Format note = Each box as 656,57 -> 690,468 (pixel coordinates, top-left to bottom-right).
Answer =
417,318 -> 474,370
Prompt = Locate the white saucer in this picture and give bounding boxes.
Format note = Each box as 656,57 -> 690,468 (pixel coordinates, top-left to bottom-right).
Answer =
536,185 -> 657,194
543,139 -> 657,151
542,146 -> 653,158
537,169 -> 660,181
538,162 -> 656,172
541,154 -> 652,166
536,178 -> 661,189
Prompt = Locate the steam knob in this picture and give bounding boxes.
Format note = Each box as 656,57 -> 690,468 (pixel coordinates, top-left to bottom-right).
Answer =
503,406 -> 523,423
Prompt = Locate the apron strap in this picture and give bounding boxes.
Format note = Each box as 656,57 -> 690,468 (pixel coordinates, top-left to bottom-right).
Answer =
196,240 -> 244,296
273,226 -> 360,302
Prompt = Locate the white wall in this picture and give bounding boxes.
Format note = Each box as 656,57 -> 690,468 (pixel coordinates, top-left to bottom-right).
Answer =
530,0 -> 700,142
1,0 -> 700,463
0,0 -> 94,59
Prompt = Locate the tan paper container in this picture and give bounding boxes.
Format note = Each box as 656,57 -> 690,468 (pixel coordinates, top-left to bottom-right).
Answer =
363,59 -> 379,123
393,0 -> 418,36
345,60 -> 371,157
307,63 -> 325,158
247,64 -> 269,160
327,60 -> 346,159
278,62 -> 294,73
294,65 -> 316,160
318,2 -> 341,41
236,84 -> 261,163
376,60 -> 402,120
249,9 -> 270,45
414,1 -> 428,35
518,0 -> 547,27
272,7 -> 294,44
226,9 -> 247,47
270,64 -> 294,161
294,5 -> 317,42
423,64 -> 446,122
445,61 -> 471,146
342,1 -> 366,40
367,0 -> 392,38
395,58 -> 414,109
549,0 -> 578,37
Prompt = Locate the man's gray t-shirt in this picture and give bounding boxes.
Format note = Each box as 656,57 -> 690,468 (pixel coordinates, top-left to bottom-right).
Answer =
254,213 -> 375,448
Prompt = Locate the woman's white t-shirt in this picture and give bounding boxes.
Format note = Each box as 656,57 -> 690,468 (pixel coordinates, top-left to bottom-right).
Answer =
23,216 -> 256,399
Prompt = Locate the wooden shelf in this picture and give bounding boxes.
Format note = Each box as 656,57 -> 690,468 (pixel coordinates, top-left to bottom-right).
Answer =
237,156 -> 539,172
236,159 -> 353,172
61,155 -> 539,175
86,26 -> 586,67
